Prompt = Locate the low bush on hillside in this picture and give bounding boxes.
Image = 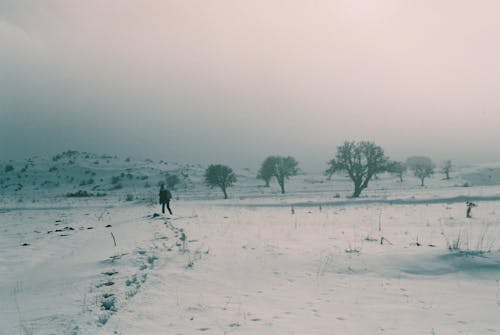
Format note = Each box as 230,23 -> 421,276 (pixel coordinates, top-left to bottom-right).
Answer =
111,183 -> 123,190
66,190 -> 107,197
80,178 -> 95,186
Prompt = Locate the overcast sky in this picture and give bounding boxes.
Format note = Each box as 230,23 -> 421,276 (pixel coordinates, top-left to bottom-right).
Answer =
2,1 -> 500,171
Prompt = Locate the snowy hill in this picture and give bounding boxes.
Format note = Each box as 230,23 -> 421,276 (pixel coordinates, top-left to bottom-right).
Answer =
0,150 -> 266,204
462,164 -> 500,186
0,150 -> 198,196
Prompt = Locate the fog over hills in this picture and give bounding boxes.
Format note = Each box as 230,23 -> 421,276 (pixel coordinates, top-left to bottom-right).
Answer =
2,1 -> 500,170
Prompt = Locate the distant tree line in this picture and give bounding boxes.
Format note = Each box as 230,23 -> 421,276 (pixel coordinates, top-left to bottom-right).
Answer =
204,140 -> 452,199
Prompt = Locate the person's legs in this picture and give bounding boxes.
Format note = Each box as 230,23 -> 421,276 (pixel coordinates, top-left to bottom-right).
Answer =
162,203 -> 165,214
166,200 -> 173,215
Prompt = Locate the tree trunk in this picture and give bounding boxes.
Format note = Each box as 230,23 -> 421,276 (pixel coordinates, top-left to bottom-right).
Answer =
420,177 -> 425,187
265,179 -> 270,187
352,182 -> 362,198
361,176 -> 371,190
222,187 -> 228,199
277,176 -> 285,194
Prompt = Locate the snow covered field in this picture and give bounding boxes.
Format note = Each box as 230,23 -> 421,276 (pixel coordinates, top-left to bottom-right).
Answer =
1,154 -> 500,334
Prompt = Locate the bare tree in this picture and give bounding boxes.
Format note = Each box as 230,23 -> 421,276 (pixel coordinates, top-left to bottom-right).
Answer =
406,156 -> 435,186
324,159 -> 337,180
441,160 -> 452,180
204,164 -> 236,199
326,141 -> 389,197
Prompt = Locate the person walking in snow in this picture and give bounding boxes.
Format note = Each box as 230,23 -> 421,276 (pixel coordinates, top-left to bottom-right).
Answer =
466,201 -> 476,218
159,184 -> 173,215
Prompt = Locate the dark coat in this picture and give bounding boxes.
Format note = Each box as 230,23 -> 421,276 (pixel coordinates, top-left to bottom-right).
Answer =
159,189 -> 172,203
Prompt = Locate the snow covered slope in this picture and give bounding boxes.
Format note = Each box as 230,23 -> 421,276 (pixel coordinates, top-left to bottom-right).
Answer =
1,152 -> 500,334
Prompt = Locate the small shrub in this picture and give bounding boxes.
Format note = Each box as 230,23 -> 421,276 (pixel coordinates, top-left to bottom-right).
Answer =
166,174 -> 181,190
66,190 -> 93,198
67,190 -> 92,197
4,165 -> 14,173
125,194 -> 134,201
79,178 -> 94,186
111,183 -> 123,190
66,190 -> 107,197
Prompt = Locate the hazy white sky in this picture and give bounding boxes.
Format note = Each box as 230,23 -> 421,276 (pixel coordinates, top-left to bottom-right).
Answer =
2,1 -> 500,171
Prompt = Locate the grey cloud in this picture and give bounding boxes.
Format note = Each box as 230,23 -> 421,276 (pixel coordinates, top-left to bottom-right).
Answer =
2,1 -> 500,171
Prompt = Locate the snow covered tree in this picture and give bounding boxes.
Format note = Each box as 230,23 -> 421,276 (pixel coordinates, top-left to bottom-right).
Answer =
326,141 -> 389,197
441,160 -> 452,180
406,156 -> 435,186
204,164 -> 236,199
387,160 -> 407,182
